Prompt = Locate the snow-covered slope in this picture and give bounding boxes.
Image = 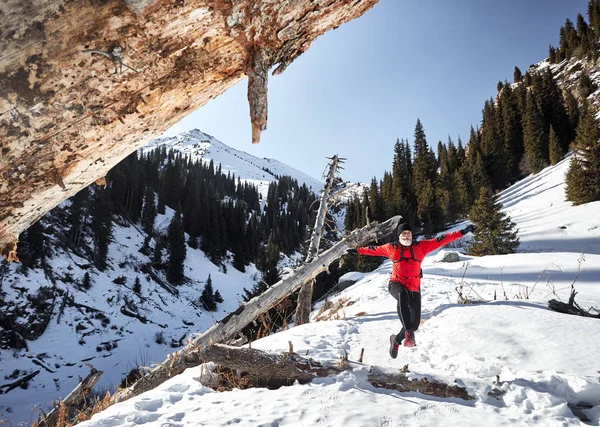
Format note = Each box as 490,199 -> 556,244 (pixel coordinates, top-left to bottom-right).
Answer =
77,157 -> 600,426
141,129 -> 323,197
0,205 -> 262,425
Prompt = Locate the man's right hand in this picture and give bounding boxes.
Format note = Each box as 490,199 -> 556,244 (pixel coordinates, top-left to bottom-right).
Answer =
346,248 -> 358,254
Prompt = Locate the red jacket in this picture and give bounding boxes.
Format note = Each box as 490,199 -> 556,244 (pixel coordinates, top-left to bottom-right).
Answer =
357,230 -> 463,291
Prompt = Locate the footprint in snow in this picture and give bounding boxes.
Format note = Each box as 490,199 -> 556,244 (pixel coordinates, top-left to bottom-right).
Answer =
166,383 -> 190,393
134,398 -> 163,412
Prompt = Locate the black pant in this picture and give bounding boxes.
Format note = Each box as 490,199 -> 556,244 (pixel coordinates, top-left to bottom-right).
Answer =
388,281 -> 421,342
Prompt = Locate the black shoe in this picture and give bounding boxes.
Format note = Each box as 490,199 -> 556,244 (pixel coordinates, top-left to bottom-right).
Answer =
389,335 -> 400,359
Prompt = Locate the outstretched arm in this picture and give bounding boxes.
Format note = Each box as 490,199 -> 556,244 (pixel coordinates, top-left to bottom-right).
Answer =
348,244 -> 393,257
419,225 -> 473,255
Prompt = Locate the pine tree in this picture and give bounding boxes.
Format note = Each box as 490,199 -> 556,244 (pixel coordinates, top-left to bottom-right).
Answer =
261,236 -> 281,287
418,180 -> 445,235
16,219 -> 45,269
566,99 -> 600,204
141,186 -> 157,236
81,271 -> 92,290
576,13 -> 590,57
412,119 -> 436,196
566,156 -> 589,204
521,91 -> 549,174
468,187 -> 519,256
200,274 -> 217,311
166,212 -> 186,285
565,89 -> 580,148
157,184 -> 166,215
214,289 -> 223,304
368,177 -> 384,222
500,84 -> 524,183
513,66 -> 522,83
481,98 -> 507,189
471,151 -> 490,194
549,126 -> 563,165
68,187 -> 89,248
548,45 -> 557,63
589,0 -> 600,40
578,73 -> 597,98
133,276 -> 142,294
90,187 -> 113,271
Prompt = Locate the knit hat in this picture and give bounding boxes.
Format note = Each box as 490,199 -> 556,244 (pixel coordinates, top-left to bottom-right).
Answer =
398,223 -> 412,234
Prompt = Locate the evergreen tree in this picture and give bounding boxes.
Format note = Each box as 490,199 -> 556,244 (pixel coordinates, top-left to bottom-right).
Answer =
548,45 -> 557,63
578,72 -> 597,98
214,289 -> 223,304
90,187 -> 113,271
141,186 -> 157,236
344,195 -> 356,232
471,151 -> 491,194
566,99 -> 600,204
200,274 -> 217,311
500,84 -> 524,183
468,187 -> 519,256
153,235 -> 164,267
481,98 -> 508,189
368,177 -> 384,222
589,0 -> 600,40
68,187 -> 89,248
260,236 -> 281,287
576,13 -> 590,57
81,271 -> 92,290
521,91 -> 549,174
17,219 -> 45,269
565,89 -> 580,148
166,212 -> 186,285
418,180 -> 445,235
549,126 -> 563,165
412,119 -> 436,196
566,156 -> 589,204
157,184 -> 166,215
133,276 -> 142,294
513,66 -> 522,83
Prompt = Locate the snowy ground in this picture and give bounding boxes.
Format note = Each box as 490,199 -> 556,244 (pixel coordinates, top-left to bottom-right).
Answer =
73,156 -> 600,426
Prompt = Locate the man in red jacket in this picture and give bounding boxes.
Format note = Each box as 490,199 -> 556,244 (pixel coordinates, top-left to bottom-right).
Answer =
348,223 -> 473,357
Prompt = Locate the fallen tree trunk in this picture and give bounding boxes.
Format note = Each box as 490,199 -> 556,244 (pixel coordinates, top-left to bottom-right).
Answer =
112,216 -> 402,403
367,367 -> 473,400
190,343 -> 337,388
0,370 -> 40,395
37,366 -> 103,427
549,288 -> 600,319
548,299 -> 600,318
190,344 -> 472,401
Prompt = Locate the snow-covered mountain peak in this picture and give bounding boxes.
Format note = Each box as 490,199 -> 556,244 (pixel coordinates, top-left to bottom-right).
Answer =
141,129 -> 324,197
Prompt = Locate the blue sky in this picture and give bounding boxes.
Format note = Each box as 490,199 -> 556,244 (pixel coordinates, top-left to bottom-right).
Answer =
163,0 -> 589,184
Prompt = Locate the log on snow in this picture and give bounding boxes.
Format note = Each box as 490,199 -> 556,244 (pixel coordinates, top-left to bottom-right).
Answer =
37,366 -> 103,427
0,370 -> 40,395
548,299 -> 600,319
367,367 -> 473,401
189,343 -> 337,388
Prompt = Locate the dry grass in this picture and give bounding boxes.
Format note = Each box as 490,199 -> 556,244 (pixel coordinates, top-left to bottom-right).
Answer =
316,297 -> 353,322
